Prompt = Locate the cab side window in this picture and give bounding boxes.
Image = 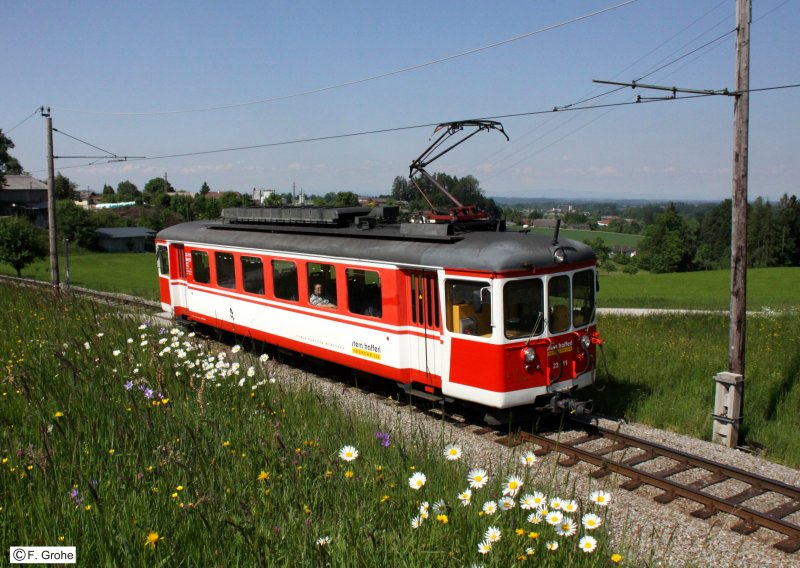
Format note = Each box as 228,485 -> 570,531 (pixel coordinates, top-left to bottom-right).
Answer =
272,260 -> 298,301
445,279 -> 491,336
191,250 -> 210,284
346,268 -> 382,317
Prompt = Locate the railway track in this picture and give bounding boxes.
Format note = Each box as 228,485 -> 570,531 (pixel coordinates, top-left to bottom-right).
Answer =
489,419 -> 800,554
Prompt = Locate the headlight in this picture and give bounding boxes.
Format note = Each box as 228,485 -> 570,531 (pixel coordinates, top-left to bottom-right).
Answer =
553,248 -> 566,264
580,335 -> 591,350
522,346 -> 537,364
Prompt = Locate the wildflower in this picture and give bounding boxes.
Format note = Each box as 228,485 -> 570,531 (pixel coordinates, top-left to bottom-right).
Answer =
477,540 -> 492,554
374,432 -> 390,447
144,531 -> 161,548
528,531 -> 539,539
515,528 -> 525,536
124,381 -> 134,391
316,536 -> 331,546
484,526 -> 501,543
84,342 -> 91,350
562,499 -> 578,514
338,445 -> 359,462
519,493 -> 537,510
527,511 -> 544,524
467,468 -> 489,489
519,451 -> 537,466
112,349 -> 121,357
436,514 -> 449,524
582,512 -> 602,530
432,500 -> 447,515
259,353 -> 269,363
232,345 -> 241,353
502,475 -> 523,497
53,411 -> 64,418
411,516 -> 423,529
546,540 -> 559,551
611,553 -> 623,563
549,497 -> 563,510
589,489 -> 611,506
344,470 -> 354,479
380,495 -> 390,503
545,510 -> 564,526
499,496 -> 516,511
258,471 -> 270,482
482,500 -> 498,515
525,547 -> 535,556
579,535 -> 598,553
443,444 -> 462,461
108,448 -> 115,455
84,504 -> 92,511
457,489 -> 472,506
408,472 -> 426,490
531,491 -> 546,509
555,517 -> 577,537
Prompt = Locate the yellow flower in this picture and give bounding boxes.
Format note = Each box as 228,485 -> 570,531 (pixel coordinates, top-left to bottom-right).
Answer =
144,531 -> 161,548
26,465 -> 33,471
171,492 -> 178,499
58,536 -> 64,542
516,528 -> 525,536
84,505 -> 92,511
380,495 -> 390,503
176,485 -> 184,491
528,532 -> 539,539
344,470 -> 354,479
436,514 -> 449,524
222,441 -> 231,447
258,471 -> 270,482
54,411 -> 64,418
108,449 -> 115,455
304,505 -> 311,515
611,553 -> 623,564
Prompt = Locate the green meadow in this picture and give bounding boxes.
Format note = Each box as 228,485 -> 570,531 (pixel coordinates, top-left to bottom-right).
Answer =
0,284 -> 625,566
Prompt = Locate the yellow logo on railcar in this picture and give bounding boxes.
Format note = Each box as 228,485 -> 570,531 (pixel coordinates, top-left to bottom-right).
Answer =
352,341 -> 381,360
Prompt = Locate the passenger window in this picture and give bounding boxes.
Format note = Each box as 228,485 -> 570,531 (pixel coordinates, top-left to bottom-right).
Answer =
241,256 -> 264,294
346,268 -> 382,318
272,260 -> 298,301
445,279 -> 491,337
191,250 -> 210,284
548,275 -> 571,333
572,270 -> 595,327
215,252 -> 236,289
156,245 -> 169,276
307,262 -> 337,308
503,279 -> 544,339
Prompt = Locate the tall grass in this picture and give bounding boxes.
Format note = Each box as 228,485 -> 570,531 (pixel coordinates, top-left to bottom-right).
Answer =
595,311 -> 800,467
0,284 -> 626,566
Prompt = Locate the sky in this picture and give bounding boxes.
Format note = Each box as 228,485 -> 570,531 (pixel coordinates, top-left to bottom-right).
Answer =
3,0 -> 798,202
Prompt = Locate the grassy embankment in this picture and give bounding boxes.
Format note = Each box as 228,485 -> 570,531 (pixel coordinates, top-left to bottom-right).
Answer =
0,284 -> 627,566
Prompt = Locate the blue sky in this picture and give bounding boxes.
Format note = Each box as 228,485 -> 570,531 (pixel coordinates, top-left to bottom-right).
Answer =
3,1 -> 798,201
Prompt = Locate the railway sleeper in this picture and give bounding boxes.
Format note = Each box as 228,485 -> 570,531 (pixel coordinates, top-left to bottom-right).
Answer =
774,537 -> 800,554
690,505 -> 719,520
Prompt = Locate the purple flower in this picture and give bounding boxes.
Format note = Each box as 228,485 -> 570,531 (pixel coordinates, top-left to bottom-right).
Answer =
143,388 -> 154,400
375,432 -> 390,448
124,381 -> 134,391
69,488 -> 83,506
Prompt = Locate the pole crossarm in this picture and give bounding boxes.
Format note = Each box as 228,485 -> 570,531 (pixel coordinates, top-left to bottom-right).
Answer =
593,79 -> 732,97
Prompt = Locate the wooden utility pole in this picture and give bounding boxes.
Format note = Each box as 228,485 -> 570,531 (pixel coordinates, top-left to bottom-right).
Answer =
42,107 -> 60,289
714,0 -> 751,448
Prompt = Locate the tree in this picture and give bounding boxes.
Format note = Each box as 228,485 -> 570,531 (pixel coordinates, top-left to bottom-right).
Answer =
54,173 -> 78,200
199,181 -> 211,196
334,191 -> 359,207
56,200 -> 98,249
143,177 -> 175,206
636,203 -> 694,273
117,180 -> 140,200
0,129 -> 23,187
0,216 -> 47,277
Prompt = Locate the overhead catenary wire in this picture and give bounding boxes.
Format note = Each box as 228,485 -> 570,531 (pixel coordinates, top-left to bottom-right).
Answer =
3,108 -> 40,134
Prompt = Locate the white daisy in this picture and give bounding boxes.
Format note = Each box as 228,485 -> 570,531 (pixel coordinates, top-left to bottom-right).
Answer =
589,490 -> 611,507
499,496 -> 516,511
457,489 -> 472,506
519,493 -> 536,510
338,445 -> 359,462
527,511 -> 544,524
484,526 -> 502,543
408,472 -> 426,490
482,500 -> 498,516
519,451 -> 537,466
467,468 -> 489,489
546,540 -> 559,551
531,491 -> 547,509
549,497 -> 563,510
477,540 -> 492,554
432,500 -> 447,515
562,499 -> 579,514
316,536 -> 331,546
579,535 -> 598,553
582,512 -> 603,530
555,517 -> 577,537
545,510 -> 564,526
443,444 -> 462,461
502,475 -> 523,497
411,516 -> 423,529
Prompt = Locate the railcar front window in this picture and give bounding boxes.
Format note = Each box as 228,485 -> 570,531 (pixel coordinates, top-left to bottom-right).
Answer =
241,256 -> 264,294
445,279 -> 491,337
548,275 -> 571,333
572,269 -> 595,327
156,245 -> 169,276
272,260 -> 298,301
191,250 -> 210,284
346,268 -> 382,317
215,252 -> 236,289
503,279 -> 544,339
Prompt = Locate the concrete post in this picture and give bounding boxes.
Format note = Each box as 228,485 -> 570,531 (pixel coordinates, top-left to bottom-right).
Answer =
712,372 -> 744,448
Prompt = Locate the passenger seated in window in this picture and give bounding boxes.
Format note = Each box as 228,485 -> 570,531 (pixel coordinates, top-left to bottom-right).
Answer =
309,283 -> 336,308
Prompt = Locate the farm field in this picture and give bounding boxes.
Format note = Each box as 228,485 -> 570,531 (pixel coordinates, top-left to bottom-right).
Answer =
0,284 -> 625,566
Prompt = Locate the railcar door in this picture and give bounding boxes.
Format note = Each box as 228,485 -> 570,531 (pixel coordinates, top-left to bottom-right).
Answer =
169,244 -> 187,316
407,270 -> 442,387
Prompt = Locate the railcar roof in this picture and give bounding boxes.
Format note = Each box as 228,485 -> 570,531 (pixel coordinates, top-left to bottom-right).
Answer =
156,220 -> 595,273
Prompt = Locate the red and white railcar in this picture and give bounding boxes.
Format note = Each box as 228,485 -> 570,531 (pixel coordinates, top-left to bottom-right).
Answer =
155,206 -> 601,417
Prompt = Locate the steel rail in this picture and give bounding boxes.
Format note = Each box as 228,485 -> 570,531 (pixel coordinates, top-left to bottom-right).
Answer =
514,425 -> 800,553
